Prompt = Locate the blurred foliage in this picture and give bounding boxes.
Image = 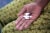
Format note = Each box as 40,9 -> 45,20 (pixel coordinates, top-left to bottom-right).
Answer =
0,0 -> 50,33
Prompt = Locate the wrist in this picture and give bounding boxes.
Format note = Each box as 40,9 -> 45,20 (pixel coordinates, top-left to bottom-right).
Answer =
35,0 -> 50,8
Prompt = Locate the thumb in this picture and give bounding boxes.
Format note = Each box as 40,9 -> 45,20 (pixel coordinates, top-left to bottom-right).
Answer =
17,7 -> 26,17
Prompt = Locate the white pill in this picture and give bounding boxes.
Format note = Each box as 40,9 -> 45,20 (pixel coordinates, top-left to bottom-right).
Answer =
23,13 -> 32,19
24,13 -> 30,16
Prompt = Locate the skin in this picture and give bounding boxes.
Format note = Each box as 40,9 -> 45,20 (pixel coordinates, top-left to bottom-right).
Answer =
15,0 -> 50,30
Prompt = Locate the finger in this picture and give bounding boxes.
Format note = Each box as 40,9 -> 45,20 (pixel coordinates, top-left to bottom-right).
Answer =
16,18 -> 25,30
18,19 -> 33,30
17,6 -> 26,16
18,25 -> 24,30
18,20 -> 28,30
15,15 -> 23,25
24,20 -> 33,29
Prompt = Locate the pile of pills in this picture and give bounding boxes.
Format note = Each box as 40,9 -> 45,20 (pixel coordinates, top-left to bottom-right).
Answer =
23,13 -> 32,19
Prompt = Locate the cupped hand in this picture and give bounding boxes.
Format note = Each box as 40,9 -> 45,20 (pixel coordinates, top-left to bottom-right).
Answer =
15,3 -> 42,30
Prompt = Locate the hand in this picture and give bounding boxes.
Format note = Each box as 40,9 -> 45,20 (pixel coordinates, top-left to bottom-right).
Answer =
15,3 -> 42,30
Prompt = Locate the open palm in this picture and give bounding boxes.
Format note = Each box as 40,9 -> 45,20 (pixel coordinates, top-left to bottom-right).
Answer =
15,3 -> 42,30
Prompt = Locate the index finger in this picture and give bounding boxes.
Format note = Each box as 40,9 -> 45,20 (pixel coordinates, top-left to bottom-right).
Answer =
15,15 -> 23,25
